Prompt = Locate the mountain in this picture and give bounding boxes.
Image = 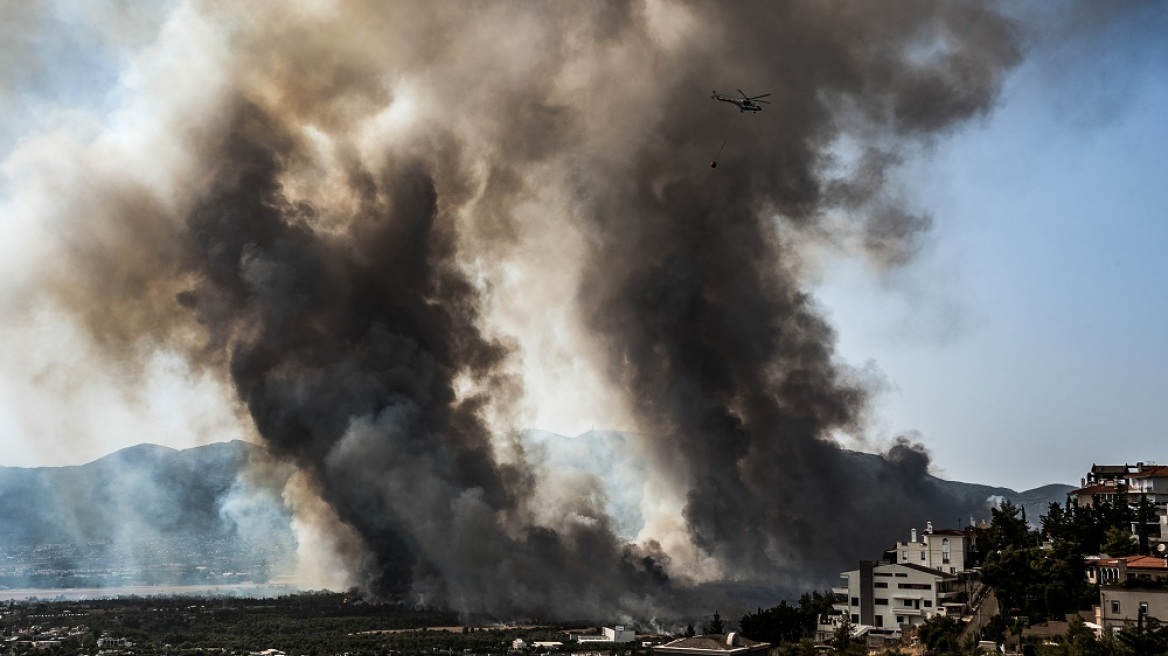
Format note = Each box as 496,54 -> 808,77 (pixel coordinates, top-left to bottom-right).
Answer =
0,436 -> 1073,590
0,440 -> 293,548
841,450 -> 1074,527
531,430 -> 1075,536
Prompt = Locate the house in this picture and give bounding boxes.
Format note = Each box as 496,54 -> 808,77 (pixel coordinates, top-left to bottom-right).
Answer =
1126,465 -> 1168,506
886,523 -> 975,576
1070,462 -> 1168,509
1089,553 -> 1168,633
652,633 -> 769,656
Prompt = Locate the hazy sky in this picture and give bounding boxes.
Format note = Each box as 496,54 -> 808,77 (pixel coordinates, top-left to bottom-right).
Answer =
0,1 -> 1164,492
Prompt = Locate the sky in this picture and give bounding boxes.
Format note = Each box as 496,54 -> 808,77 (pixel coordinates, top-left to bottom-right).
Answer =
0,1 -> 1164,492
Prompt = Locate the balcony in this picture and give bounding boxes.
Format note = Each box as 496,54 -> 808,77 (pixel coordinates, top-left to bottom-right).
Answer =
832,586 -> 849,596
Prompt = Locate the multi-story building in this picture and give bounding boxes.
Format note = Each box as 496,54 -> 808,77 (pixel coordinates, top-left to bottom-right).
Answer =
886,523 -> 975,576
1070,462 -> 1168,508
1070,462 -> 1168,547
827,560 -> 964,635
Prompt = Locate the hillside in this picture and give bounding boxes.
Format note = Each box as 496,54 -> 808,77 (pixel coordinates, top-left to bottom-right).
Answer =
0,441 -> 294,547
0,436 -> 1073,591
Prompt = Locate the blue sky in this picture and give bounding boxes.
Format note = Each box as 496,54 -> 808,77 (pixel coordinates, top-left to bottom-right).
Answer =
0,2 -> 1164,491
814,3 -> 1168,488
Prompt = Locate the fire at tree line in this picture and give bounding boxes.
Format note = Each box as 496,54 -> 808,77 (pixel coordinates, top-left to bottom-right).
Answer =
4,478 -> 1168,656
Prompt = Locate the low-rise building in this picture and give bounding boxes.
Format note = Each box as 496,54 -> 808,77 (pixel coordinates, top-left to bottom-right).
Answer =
1089,552 -> 1168,633
573,626 -> 636,644
652,633 -> 768,656
1097,586 -> 1168,633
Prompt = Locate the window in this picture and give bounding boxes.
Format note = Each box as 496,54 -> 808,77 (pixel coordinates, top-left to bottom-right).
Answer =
942,538 -> 951,564
875,582 -> 888,588
920,550 -> 926,561
895,573 -> 908,578
852,615 -> 859,624
875,616 -> 883,627
875,598 -> 888,605
1111,600 -> 1121,614
896,616 -> 905,624
852,597 -> 859,607
923,600 -> 932,608
1140,602 -> 1150,615
902,550 -> 908,562
898,583 -> 932,590
902,599 -> 914,607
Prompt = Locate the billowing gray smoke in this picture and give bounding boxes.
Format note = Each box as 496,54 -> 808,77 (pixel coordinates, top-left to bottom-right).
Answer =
8,0 -> 1024,619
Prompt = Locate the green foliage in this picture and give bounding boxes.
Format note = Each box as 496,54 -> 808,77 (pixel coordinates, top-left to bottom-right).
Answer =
737,590 -> 833,645
1100,527 -> 1137,557
916,614 -> 961,653
704,610 -> 724,634
772,639 -> 817,656
1065,614 -> 1107,656
1115,615 -> 1168,655
978,499 -> 1033,553
830,615 -> 865,656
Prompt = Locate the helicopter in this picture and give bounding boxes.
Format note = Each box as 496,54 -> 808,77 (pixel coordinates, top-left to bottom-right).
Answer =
712,89 -> 771,112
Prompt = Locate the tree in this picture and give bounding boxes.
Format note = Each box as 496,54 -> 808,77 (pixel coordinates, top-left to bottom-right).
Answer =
705,611 -> 724,635
916,614 -> 961,653
1043,501 -> 1070,543
739,602 -> 804,645
1100,526 -> 1137,557
739,593 -> 832,646
830,616 -> 864,656
1136,494 -> 1153,555
979,499 -> 1033,553
1066,614 -> 1105,656
1116,615 -> 1168,655
684,622 -> 695,638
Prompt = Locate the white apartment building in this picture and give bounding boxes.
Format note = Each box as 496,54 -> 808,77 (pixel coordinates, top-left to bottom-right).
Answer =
828,560 -> 964,634
888,523 -> 975,575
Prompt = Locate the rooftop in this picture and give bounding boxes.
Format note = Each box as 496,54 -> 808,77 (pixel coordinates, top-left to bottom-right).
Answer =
654,634 -> 769,655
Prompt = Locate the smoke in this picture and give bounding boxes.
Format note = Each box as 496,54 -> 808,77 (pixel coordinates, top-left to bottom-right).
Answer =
2,0 -> 1030,619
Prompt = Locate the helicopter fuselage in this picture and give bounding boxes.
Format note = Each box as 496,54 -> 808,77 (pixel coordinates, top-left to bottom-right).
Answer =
712,91 -> 767,113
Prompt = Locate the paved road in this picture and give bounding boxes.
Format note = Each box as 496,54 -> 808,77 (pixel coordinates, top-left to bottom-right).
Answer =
961,587 -> 999,643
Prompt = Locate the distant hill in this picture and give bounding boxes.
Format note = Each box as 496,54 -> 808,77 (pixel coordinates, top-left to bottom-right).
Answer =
841,450 -> 1074,527
531,430 -> 1075,535
0,440 -> 294,548
0,436 -> 1073,588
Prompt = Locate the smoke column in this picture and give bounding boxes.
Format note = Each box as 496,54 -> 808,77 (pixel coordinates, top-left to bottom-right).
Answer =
2,1 -> 1024,618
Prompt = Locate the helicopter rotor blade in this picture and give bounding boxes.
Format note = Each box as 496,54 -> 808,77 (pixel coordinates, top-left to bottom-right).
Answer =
747,93 -> 772,100
737,89 -> 749,99
755,100 -> 772,104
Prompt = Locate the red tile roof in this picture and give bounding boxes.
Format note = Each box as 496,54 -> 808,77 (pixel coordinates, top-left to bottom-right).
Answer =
1125,556 -> 1168,570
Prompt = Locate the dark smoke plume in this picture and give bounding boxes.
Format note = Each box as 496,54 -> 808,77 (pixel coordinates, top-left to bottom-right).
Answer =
9,0 -> 1026,619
